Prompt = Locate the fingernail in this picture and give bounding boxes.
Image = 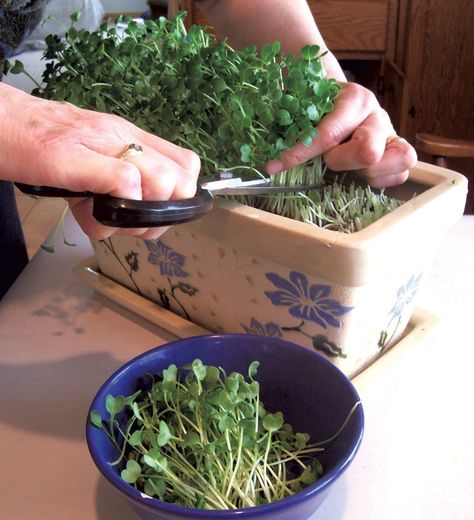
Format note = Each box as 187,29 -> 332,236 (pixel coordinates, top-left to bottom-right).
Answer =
267,160 -> 284,175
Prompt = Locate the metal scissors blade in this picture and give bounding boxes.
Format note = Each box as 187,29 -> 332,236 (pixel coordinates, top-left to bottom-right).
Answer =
201,176 -> 324,196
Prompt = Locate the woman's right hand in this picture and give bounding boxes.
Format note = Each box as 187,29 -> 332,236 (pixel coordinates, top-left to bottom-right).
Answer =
0,83 -> 201,240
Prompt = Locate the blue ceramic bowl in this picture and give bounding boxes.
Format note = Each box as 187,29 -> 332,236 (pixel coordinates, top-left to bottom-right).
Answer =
87,334 -> 364,520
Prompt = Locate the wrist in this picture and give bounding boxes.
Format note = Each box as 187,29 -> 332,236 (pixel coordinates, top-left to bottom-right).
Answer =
321,51 -> 347,82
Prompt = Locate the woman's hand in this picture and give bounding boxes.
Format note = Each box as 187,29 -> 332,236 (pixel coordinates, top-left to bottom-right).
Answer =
266,82 -> 417,188
0,83 -> 200,240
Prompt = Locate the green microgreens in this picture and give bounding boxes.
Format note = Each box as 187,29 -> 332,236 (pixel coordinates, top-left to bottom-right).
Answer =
90,360 -> 359,510
40,202 -> 76,252
33,12 -> 340,174
8,11 -> 401,232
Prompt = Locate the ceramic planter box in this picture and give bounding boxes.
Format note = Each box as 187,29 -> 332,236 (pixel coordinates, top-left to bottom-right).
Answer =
91,162 -> 467,377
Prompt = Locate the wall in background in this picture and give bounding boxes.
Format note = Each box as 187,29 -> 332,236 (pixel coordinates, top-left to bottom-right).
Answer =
100,0 -> 149,13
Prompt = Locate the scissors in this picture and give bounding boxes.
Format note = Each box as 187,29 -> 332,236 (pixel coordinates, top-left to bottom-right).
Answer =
14,171 -> 323,227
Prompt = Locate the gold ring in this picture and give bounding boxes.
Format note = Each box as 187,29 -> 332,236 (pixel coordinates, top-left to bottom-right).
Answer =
118,143 -> 143,160
386,135 -> 402,145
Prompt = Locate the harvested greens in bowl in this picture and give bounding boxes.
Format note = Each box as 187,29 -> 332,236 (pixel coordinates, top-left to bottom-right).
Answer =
86,334 -> 364,519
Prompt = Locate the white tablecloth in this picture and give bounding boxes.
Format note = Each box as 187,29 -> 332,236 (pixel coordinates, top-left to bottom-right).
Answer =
1,215 -> 473,519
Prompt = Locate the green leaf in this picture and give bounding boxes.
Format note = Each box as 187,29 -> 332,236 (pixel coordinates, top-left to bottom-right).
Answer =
128,430 -> 143,447
263,412 -> 284,432
121,459 -> 141,484
162,364 -> 177,383
106,395 -> 125,416
306,104 -> 318,121
225,373 -> 242,394
216,390 -> 235,412
212,77 -> 228,93
89,410 -> 103,429
217,122 -> 231,140
256,101 -> 275,126
280,94 -> 299,115
320,100 -> 335,113
132,402 -> 143,421
277,109 -> 293,126
203,365 -> 220,387
9,60 -> 25,75
275,138 -> 288,151
300,44 -> 320,60
192,359 -> 207,381
157,420 -> 171,447
40,244 -> 56,253
144,478 -> 166,498
300,465 -> 318,485
70,11 -> 82,23
248,380 -> 260,398
287,76 -> 307,96
238,417 -> 256,436
300,127 -> 317,147
260,42 -> 280,62
218,414 -> 235,432
143,448 -> 168,472
240,144 -> 252,162
307,59 -> 324,77
248,361 -> 260,378
295,432 -> 310,450
184,431 -> 201,447
124,390 -> 142,406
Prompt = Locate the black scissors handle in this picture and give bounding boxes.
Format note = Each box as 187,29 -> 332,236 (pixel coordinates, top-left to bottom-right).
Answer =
92,189 -> 214,227
14,183 -> 214,227
14,182 -> 92,198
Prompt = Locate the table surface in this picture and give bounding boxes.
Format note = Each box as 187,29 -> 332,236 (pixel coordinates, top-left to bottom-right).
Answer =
1,214 -> 473,520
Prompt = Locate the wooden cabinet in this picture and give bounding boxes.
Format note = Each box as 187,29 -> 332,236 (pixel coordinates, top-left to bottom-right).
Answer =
170,1 -> 398,58
307,1 -> 398,59
381,0 -> 474,213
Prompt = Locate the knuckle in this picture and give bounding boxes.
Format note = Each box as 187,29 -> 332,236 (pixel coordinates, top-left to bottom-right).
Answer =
114,162 -> 142,192
377,107 -> 391,126
279,146 -> 313,170
402,142 -> 418,168
398,170 -> 410,183
359,86 -> 378,111
357,139 -> 384,166
319,124 -> 345,150
280,157 -> 299,171
346,82 -> 378,111
180,148 -> 201,176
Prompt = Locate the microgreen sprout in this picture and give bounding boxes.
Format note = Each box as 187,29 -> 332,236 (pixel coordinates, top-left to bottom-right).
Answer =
90,360 -> 360,510
40,203 -> 76,252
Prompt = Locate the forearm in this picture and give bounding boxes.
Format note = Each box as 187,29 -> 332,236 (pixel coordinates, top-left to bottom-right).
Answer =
0,82 -> 27,182
197,0 -> 346,80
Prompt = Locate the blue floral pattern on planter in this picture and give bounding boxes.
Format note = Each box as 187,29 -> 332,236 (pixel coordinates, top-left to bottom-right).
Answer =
241,318 -> 282,337
264,271 -> 353,328
100,238 -> 352,359
378,273 -> 422,351
389,274 -> 422,319
143,239 -> 198,320
145,240 -> 189,278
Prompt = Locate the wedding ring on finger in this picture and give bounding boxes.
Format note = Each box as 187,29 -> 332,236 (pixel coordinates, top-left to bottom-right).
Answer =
118,143 -> 143,160
386,135 -> 402,147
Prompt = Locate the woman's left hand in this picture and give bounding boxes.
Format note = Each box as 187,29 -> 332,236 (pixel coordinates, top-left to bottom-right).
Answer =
266,82 -> 417,188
